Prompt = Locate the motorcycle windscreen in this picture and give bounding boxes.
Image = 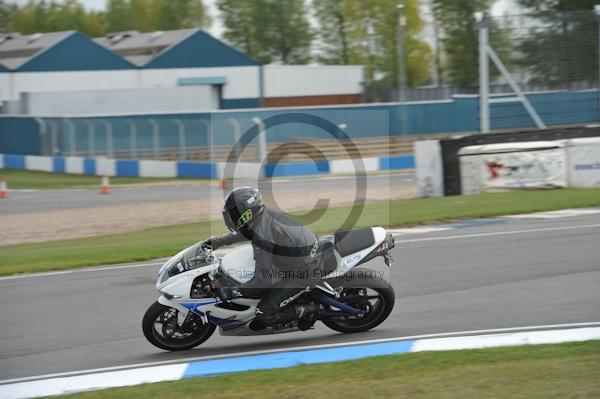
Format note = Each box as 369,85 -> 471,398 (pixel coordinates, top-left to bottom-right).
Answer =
159,242 -> 212,283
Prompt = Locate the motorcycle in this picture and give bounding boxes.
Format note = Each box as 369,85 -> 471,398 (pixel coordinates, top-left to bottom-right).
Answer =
142,227 -> 396,351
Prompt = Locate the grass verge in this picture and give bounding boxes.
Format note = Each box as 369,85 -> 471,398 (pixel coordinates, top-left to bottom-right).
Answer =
56,341 -> 600,399
0,169 -> 201,189
1,187 -> 600,275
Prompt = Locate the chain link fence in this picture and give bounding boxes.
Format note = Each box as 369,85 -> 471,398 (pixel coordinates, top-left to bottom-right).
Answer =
488,10 -> 598,92
476,9 -> 599,131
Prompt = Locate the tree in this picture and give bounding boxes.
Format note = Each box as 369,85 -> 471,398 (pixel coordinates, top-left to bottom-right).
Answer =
153,0 -> 210,31
105,0 -> 134,32
0,0 -> 18,33
263,0 -> 313,63
313,0 -> 352,64
431,0 -> 512,88
515,0 -> 598,86
218,0 -> 312,64
314,0 -> 431,90
217,0 -> 264,60
516,0 -> 597,12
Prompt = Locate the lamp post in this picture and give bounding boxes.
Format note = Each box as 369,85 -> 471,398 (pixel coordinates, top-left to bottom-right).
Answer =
397,3 -> 407,136
475,11 -> 490,133
594,5 -> 600,121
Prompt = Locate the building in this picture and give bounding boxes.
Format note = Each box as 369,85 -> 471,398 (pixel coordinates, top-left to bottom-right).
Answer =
0,29 -> 364,115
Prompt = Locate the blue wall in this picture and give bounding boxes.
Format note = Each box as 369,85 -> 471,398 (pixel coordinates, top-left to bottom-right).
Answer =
1,90 -> 598,156
0,118 -> 42,155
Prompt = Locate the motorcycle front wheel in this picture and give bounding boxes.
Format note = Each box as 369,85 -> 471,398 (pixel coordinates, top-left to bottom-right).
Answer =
142,301 -> 216,351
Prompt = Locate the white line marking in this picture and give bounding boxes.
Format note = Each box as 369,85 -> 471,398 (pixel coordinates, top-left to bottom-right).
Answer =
504,208 -> 600,219
0,261 -> 165,281
393,223 -> 600,244
2,321 -> 598,385
388,226 -> 454,235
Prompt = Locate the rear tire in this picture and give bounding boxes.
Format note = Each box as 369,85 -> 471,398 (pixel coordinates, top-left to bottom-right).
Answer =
142,301 -> 216,351
321,269 -> 395,333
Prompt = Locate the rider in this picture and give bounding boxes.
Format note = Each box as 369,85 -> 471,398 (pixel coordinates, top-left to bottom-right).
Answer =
204,187 -> 320,330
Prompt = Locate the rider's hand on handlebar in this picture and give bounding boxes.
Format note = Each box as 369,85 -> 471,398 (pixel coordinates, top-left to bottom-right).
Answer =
201,237 -> 214,251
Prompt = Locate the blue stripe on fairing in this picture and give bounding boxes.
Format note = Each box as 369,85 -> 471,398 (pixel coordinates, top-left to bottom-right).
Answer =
115,160 -> 139,177
183,340 -> 414,378
53,157 -> 66,173
83,159 -> 96,175
3,154 -> 26,169
379,155 -> 415,170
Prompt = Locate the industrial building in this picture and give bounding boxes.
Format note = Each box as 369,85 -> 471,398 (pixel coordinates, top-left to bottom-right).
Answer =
0,29 -> 364,115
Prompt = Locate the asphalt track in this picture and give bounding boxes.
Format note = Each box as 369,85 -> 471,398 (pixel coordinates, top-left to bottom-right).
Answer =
1,213 -> 599,380
1,172 -> 414,215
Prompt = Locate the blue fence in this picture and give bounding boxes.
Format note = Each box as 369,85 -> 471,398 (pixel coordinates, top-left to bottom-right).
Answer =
0,90 -> 598,156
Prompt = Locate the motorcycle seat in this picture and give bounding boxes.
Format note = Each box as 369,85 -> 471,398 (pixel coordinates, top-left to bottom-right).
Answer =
316,237 -> 337,274
334,228 -> 375,257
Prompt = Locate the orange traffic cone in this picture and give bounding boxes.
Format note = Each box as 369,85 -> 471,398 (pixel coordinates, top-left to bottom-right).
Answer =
219,179 -> 229,189
0,178 -> 7,199
100,175 -> 111,195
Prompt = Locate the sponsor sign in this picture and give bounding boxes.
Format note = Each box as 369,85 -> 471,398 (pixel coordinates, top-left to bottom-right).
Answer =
480,149 -> 566,189
566,138 -> 600,187
459,142 -> 567,193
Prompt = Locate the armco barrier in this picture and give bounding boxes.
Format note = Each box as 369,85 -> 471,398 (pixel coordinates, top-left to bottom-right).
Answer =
0,153 -> 414,179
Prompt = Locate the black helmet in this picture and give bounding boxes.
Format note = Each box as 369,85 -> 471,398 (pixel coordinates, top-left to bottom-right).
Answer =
222,187 -> 265,237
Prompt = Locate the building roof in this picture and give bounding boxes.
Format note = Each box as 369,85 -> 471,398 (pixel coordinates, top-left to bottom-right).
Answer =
0,31 -> 135,72
0,28 -> 259,72
95,28 -> 259,68
0,31 -> 73,70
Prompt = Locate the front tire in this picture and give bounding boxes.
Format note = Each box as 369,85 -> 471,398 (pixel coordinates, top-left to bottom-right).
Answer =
321,269 -> 395,333
142,301 -> 216,351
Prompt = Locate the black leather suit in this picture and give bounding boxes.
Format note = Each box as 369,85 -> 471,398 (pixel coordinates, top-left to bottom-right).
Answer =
211,207 -> 320,329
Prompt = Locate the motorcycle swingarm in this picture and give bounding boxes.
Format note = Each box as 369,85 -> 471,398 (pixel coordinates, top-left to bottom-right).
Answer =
311,291 -> 364,316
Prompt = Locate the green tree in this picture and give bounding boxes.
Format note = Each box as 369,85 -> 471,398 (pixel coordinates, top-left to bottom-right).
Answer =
153,0 -> 210,31
217,0 -> 267,61
314,0 -> 431,90
516,0 -> 597,12
515,0 -> 598,86
218,0 -> 312,64
432,0 -> 494,87
105,0 -> 134,32
129,0 -> 156,32
313,0 -> 352,64
0,0 -> 18,33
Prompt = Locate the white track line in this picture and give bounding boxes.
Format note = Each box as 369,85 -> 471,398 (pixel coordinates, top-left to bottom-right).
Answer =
0,261 -> 164,281
2,321 -> 599,385
393,223 -> 600,244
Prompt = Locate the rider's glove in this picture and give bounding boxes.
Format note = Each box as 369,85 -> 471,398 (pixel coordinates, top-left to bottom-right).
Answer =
216,287 -> 243,301
201,237 -> 214,250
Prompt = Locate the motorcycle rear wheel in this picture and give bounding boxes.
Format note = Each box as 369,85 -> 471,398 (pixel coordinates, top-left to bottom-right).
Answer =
321,270 -> 395,333
142,301 -> 216,351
